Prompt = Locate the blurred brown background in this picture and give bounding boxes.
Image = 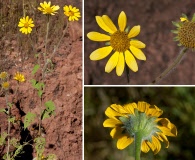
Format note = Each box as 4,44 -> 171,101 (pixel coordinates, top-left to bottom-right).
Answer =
84,0 -> 195,85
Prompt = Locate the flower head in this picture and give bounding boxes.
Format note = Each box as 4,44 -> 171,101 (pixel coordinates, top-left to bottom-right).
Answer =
1,82 -> 9,90
87,11 -> 146,76
18,16 -> 35,34
0,72 -> 8,80
172,13 -> 195,48
13,72 -> 25,82
38,1 -> 60,15
103,101 -> 177,154
63,5 -> 81,21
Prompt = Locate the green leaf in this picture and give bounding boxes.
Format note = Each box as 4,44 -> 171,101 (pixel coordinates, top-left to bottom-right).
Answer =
24,112 -> 36,130
32,64 -> 40,75
41,101 -> 55,120
30,79 -> 37,88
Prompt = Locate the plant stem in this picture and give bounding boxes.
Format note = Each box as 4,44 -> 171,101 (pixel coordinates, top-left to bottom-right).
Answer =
6,92 -> 10,160
125,65 -> 130,84
150,47 -> 188,85
134,132 -> 142,160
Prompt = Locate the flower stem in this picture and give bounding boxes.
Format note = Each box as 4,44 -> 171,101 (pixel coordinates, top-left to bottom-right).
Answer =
134,132 -> 142,160
125,65 -> 130,84
150,47 -> 188,84
6,92 -> 10,160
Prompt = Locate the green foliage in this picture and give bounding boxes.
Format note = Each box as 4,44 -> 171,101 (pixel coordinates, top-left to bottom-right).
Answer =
24,112 -> 36,130
34,137 -> 46,158
32,64 -> 40,75
41,100 -> 55,120
31,79 -> 45,97
0,132 -> 7,145
47,154 -> 57,160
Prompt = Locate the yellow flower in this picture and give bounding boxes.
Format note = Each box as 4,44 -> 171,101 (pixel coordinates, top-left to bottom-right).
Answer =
18,16 -> 35,34
0,72 -> 8,80
63,5 -> 81,21
13,72 -> 25,82
1,82 -> 9,90
87,11 -> 146,76
103,101 -> 177,154
172,13 -> 195,48
38,1 -> 60,15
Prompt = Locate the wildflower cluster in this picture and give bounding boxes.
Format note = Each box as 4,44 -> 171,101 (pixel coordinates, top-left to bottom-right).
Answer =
0,72 -> 25,90
18,1 -> 81,34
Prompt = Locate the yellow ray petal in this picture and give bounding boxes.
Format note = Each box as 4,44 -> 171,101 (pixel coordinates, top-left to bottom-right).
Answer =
124,50 -> 138,72
116,52 -> 125,76
105,104 -> 125,118
102,15 -> 117,32
105,51 -> 119,73
96,16 -> 114,34
103,118 -> 122,128
110,127 -> 124,139
130,46 -> 146,60
130,40 -> 146,48
128,25 -> 140,38
110,104 -> 129,114
117,135 -> 134,150
87,32 -> 110,41
118,11 -> 127,31
123,103 -> 136,114
137,101 -> 149,112
141,141 -> 150,153
90,46 -> 113,60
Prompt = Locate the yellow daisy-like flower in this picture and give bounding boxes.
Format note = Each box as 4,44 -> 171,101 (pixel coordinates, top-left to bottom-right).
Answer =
18,16 -> 35,34
63,5 -> 81,21
103,101 -> 177,154
0,72 -> 8,80
172,13 -> 195,48
1,82 -> 9,90
38,1 -> 60,15
13,72 -> 25,82
87,11 -> 146,76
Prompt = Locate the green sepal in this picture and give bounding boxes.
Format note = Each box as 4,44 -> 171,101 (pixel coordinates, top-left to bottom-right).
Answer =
191,13 -> 195,22
105,42 -> 110,46
181,13 -> 188,19
125,26 -> 130,33
177,43 -> 182,46
173,36 -> 179,41
172,21 -> 180,27
119,116 -> 129,124
171,30 -> 178,34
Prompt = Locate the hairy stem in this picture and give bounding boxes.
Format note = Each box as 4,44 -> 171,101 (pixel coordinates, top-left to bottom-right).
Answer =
134,132 -> 142,160
150,47 -> 188,85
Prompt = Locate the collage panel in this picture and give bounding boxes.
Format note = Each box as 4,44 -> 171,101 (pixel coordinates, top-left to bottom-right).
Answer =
84,87 -> 195,160
84,0 -> 195,85
0,0 -> 82,160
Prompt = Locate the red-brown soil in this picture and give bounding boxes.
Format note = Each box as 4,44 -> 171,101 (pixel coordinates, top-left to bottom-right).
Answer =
84,0 -> 195,85
0,0 -> 82,159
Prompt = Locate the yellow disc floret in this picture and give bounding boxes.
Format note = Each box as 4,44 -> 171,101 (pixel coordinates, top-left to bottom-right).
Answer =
110,31 -> 130,52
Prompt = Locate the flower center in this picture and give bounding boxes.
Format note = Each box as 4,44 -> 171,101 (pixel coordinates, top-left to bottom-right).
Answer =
24,22 -> 29,28
68,11 -> 74,16
45,7 -> 53,14
178,21 -> 195,48
110,31 -> 130,52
